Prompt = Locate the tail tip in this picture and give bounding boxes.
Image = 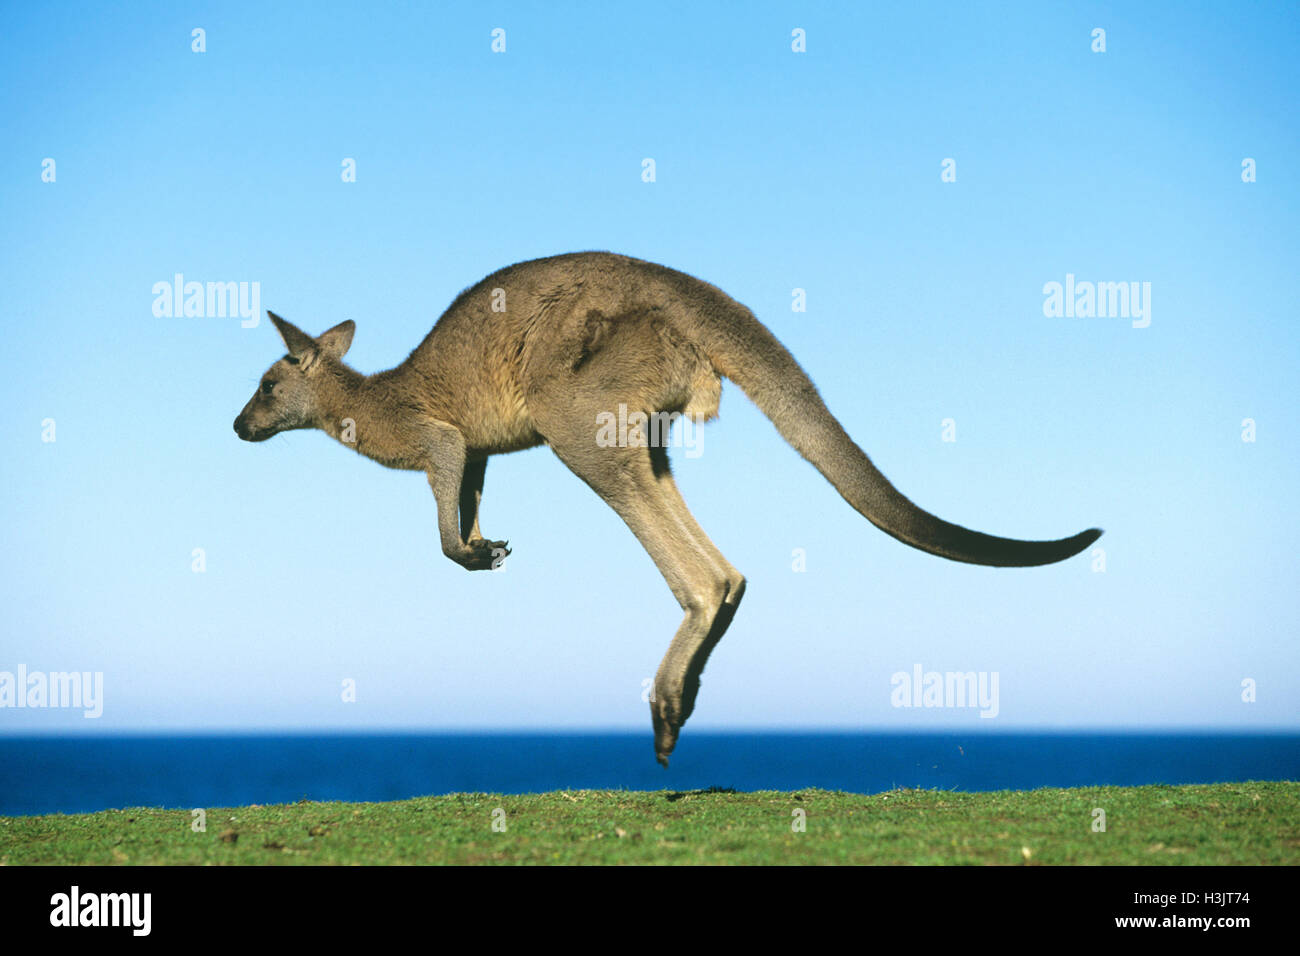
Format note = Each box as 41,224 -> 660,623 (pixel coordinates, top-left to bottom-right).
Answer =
1072,527 -> 1104,553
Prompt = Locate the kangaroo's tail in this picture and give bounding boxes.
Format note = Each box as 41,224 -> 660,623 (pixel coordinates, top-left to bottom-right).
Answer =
682,295 -> 1101,567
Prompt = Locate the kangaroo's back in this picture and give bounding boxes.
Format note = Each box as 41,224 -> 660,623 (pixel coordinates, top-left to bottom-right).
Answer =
402,253 -> 724,450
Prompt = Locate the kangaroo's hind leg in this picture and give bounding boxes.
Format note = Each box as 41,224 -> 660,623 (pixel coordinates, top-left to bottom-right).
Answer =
638,444 -> 746,762
537,412 -> 745,765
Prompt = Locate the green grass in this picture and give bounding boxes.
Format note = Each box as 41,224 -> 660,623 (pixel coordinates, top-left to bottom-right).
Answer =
3,781 -> 1296,865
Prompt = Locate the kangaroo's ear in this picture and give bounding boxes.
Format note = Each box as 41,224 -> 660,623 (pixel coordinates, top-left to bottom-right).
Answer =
317,320 -> 355,359
268,312 -> 317,360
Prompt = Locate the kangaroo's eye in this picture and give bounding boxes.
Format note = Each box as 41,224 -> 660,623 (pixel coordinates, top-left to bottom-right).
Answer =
261,380 -> 275,396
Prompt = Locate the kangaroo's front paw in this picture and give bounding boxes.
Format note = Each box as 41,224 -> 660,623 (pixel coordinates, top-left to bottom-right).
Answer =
458,538 -> 510,571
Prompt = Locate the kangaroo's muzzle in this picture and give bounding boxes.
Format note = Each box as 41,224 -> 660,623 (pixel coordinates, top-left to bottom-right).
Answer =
233,415 -> 270,442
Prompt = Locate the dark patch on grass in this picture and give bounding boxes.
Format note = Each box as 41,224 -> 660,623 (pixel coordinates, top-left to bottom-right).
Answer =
665,786 -> 738,802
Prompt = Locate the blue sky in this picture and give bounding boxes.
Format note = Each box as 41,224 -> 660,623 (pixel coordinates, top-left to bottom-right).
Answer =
1,2 -> 1296,733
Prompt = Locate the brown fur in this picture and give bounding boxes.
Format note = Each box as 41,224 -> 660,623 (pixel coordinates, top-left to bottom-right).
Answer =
235,251 -> 1101,763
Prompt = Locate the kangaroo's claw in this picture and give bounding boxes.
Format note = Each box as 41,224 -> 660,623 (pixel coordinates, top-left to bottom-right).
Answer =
461,538 -> 510,570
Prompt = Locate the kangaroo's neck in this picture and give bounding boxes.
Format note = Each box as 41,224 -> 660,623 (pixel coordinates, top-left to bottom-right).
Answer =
312,363 -> 430,470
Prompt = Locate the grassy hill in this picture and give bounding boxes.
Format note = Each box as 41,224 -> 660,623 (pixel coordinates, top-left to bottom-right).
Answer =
3,781 -> 1296,865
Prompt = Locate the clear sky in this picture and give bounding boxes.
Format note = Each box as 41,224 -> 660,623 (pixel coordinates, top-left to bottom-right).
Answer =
1,2 -> 1296,733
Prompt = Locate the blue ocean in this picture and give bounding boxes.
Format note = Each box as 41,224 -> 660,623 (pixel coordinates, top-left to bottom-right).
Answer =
1,731 -> 1296,817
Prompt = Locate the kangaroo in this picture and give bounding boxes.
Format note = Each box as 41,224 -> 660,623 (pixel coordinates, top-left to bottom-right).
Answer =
234,251 -> 1101,765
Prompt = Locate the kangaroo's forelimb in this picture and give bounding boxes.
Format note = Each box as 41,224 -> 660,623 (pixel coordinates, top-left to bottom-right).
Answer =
459,457 -> 488,543
425,423 -> 509,571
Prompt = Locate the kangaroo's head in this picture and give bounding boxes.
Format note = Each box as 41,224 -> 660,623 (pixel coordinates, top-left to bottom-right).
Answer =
233,312 -> 355,442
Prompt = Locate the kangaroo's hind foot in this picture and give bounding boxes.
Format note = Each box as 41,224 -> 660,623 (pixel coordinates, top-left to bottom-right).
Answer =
651,575 -> 745,766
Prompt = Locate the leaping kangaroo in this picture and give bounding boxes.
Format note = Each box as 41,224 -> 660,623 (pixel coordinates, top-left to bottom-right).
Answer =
234,252 -> 1101,764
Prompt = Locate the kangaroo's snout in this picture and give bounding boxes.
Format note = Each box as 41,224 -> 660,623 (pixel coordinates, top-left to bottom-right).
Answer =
233,414 -> 269,442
